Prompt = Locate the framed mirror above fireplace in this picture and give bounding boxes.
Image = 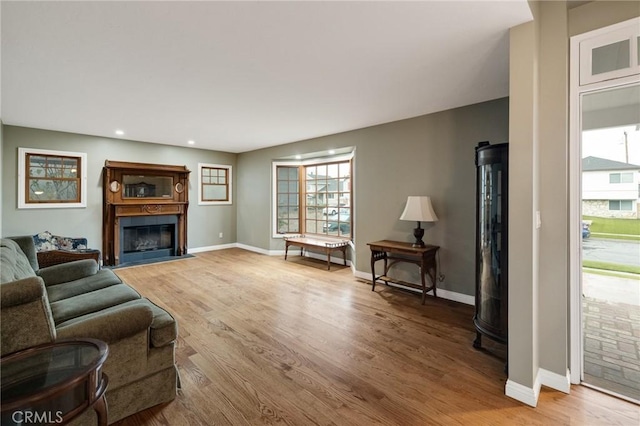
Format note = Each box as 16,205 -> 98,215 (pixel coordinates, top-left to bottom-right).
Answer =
102,160 -> 191,266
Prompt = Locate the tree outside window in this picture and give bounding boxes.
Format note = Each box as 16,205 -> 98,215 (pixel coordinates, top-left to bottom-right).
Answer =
18,148 -> 87,209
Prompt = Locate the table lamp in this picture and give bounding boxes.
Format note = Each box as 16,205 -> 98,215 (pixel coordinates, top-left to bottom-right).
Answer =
399,196 -> 438,247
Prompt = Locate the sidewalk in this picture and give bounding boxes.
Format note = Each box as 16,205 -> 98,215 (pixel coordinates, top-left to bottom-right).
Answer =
582,272 -> 640,402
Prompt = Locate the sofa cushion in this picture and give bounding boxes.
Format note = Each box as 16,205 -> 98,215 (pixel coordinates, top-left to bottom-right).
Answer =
0,239 -> 37,283
46,269 -> 122,303
37,260 -> 100,287
55,302 -> 154,344
49,284 -> 141,325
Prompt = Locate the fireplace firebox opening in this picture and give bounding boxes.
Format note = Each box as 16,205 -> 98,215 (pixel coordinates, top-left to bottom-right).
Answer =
119,215 -> 178,264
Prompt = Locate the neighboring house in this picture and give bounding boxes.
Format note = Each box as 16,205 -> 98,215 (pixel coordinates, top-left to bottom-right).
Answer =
305,172 -> 351,208
582,156 -> 640,218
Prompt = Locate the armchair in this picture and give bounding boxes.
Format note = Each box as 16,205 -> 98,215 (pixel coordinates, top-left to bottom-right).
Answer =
33,231 -> 100,268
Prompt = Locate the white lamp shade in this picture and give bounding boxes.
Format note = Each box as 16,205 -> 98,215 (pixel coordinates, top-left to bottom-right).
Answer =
399,196 -> 438,222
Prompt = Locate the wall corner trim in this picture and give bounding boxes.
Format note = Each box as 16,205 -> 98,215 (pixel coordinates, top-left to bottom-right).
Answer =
505,375 -> 541,407
539,368 -> 571,394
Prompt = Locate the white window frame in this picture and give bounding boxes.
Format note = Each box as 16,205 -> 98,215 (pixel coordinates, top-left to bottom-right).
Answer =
18,147 -> 87,209
198,163 -> 232,205
579,19 -> 640,85
272,152 -> 354,238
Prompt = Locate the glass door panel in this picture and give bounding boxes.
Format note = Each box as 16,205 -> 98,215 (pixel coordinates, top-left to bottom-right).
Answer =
580,83 -> 640,402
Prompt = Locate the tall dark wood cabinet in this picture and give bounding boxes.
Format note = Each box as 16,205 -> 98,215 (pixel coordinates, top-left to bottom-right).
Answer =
473,142 -> 508,350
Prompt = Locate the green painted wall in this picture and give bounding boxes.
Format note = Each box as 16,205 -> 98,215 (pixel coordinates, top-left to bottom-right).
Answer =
1,126 -> 237,250
237,98 -> 510,297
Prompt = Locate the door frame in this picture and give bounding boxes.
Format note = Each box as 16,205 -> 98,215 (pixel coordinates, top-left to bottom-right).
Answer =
568,18 -> 640,385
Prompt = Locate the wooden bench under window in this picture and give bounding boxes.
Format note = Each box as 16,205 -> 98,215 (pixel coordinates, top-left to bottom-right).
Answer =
284,235 -> 349,270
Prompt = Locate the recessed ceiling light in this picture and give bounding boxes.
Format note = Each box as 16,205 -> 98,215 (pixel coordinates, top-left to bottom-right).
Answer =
115,130 -> 124,136
328,149 -> 336,155
295,155 -> 302,160
188,140 -> 195,145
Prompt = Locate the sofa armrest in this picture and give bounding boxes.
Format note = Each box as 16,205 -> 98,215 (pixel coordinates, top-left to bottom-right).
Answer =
37,259 -> 99,286
1,277 -> 56,356
1,276 -> 46,307
56,304 -> 154,344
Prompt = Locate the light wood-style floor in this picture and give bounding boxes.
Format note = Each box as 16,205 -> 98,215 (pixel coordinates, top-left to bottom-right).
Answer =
112,248 -> 639,425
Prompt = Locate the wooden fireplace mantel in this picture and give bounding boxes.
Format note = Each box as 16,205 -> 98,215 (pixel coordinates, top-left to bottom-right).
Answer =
102,160 -> 191,266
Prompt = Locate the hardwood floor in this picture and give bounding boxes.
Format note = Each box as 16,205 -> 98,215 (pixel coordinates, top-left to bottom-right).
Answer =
112,248 -> 638,425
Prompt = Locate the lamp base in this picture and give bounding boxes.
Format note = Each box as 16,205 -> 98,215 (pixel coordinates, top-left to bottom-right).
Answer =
412,224 -> 425,248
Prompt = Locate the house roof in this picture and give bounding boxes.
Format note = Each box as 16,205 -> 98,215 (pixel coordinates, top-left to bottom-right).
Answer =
582,156 -> 640,172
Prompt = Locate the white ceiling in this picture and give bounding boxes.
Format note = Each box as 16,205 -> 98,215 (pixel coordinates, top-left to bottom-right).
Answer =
1,1 -> 532,153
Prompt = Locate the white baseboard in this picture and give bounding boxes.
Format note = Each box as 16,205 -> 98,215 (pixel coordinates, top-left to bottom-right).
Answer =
353,270 -> 474,306
505,376 -> 540,407
539,368 -> 571,394
235,243 -> 285,256
505,367 -> 568,407
188,243 -> 237,253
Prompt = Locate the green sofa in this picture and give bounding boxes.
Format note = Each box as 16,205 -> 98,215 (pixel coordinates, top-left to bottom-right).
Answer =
0,236 -> 178,424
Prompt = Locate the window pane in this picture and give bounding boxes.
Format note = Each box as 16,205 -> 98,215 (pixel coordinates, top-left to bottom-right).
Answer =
277,181 -> 289,193
339,162 -> 350,178
277,167 -> 289,179
63,158 -> 78,177
278,220 -> 290,234
277,194 -> 288,206
592,39 -> 630,75
203,185 -> 226,200
288,207 -> 298,218
621,200 -> 633,210
277,206 -> 289,218
306,220 -> 318,233
610,173 -> 621,183
609,200 -> 620,210
30,165 -> 45,177
289,194 -> 298,206
288,168 -> 299,179
621,173 -> 633,183
327,164 -> 338,178
306,166 -> 316,178
29,179 -> 78,201
219,169 -> 226,180
289,181 -> 298,192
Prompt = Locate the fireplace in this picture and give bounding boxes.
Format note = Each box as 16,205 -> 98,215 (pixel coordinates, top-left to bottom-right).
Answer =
103,160 -> 190,266
120,215 -> 177,264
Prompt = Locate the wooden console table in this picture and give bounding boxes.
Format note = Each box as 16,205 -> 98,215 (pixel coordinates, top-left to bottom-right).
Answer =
284,236 -> 349,270
368,240 -> 440,304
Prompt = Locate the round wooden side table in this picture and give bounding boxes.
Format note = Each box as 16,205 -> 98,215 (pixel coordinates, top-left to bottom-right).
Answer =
1,338 -> 109,426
